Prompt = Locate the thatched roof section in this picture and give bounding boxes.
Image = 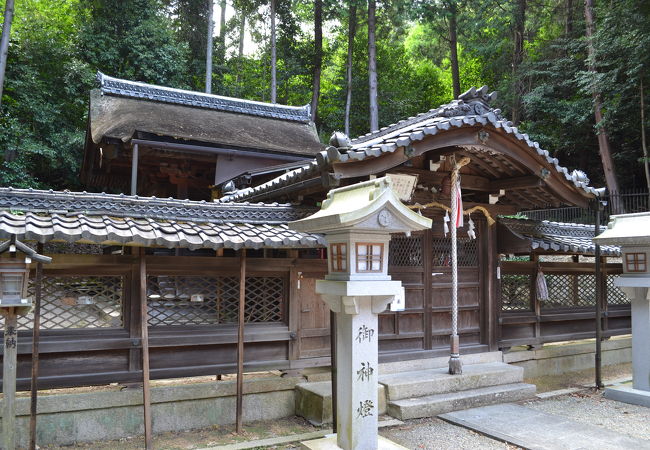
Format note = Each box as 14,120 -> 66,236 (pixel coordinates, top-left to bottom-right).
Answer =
89,90 -> 325,156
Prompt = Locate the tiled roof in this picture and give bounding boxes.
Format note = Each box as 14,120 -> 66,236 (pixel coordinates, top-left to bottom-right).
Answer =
97,72 -> 311,123
0,188 -> 324,250
499,217 -> 620,256
219,86 -> 599,203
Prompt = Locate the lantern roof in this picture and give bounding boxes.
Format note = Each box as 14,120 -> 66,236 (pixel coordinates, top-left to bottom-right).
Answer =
289,177 -> 432,234
593,212 -> 650,246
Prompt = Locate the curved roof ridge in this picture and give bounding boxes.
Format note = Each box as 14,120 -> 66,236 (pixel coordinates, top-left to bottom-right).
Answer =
97,72 -> 311,123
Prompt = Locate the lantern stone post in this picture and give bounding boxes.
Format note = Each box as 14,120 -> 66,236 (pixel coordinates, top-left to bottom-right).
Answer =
291,178 -> 431,450
594,212 -> 650,407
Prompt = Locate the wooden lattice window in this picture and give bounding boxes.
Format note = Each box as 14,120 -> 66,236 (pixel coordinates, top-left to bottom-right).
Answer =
432,237 -> 478,267
625,253 -> 646,272
389,235 -> 423,267
146,275 -> 286,326
356,243 -> 383,273
330,243 -> 347,272
500,274 -> 531,311
14,275 -> 124,330
607,275 -> 630,305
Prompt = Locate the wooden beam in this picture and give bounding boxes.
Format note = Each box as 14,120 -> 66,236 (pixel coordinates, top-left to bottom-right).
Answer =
490,175 -> 544,191
139,248 -> 153,449
236,250 -> 246,433
390,167 -> 492,191
131,143 -> 139,196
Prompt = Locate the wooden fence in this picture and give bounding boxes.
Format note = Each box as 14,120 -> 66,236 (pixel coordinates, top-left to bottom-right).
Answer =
498,258 -> 630,348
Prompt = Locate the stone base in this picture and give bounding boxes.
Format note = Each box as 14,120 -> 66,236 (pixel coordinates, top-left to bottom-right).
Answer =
300,434 -> 408,450
604,384 -> 650,407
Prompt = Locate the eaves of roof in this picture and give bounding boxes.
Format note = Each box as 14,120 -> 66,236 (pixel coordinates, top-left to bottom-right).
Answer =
218,88 -> 599,203
499,217 -> 620,256
0,188 -> 325,250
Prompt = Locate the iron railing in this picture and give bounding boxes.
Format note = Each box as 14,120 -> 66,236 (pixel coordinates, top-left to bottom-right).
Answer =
521,190 -> 649,225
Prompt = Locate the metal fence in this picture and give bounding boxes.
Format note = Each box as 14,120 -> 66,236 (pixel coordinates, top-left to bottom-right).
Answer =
521,190 -> 649,225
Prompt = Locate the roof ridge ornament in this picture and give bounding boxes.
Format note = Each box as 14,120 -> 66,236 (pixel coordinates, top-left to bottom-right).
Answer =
440,86 -> 499,119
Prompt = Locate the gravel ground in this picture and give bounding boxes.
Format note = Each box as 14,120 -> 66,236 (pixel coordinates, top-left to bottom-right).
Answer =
379,417 -> 513,450
524,388 -> 650,441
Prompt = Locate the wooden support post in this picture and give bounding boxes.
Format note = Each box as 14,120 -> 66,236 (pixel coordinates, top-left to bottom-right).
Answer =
329,309 -> 337,432
594,204 -> 604,389
131,143 -> 139,196
3,308 -> 18,450
139,248 -> 153,448
236,250 -> 246,433
531,253 -> 541,343
29,252 -> 43,450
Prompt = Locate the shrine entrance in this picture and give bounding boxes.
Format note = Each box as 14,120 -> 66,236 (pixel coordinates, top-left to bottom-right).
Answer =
380,218 -> 489,360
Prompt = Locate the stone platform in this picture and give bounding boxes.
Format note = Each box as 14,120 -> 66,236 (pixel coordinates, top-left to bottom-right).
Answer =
300,434 -> 408,450
604,383 -> 650,407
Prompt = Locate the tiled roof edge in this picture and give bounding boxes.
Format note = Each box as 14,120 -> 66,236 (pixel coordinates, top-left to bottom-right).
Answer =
0,187 -> 313,225
97,72 -> 311,123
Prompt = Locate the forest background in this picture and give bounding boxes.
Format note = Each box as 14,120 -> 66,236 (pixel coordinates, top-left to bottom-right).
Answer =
0,0 -> 648,198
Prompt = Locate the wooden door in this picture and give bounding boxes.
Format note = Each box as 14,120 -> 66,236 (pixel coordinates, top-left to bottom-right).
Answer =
295,266 -> 330,359
429,226 -> 482,349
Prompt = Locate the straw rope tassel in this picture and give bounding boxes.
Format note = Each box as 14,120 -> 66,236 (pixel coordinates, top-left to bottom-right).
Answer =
449,156 -> 470,375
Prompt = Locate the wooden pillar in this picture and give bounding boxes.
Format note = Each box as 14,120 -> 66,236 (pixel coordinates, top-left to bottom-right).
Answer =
485,220 -> 498,351
236,250 -> 246,433
131,143 -> 139,196
139,248 -> 153,448
531,253 -> 541,344
423,228 -> 433,350
3,308 -> 18,450
571,255 -> 580,306
29,253 -> 43,450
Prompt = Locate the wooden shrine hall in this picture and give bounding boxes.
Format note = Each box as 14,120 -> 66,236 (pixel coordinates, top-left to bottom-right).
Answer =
0,81 -> 630,391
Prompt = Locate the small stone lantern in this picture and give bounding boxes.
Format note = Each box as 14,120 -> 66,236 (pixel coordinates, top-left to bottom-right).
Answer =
594,212 -> 650,407
290,177 -> 431,450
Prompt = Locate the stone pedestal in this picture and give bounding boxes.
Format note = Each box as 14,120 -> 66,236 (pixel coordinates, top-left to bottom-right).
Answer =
604,283 -> 650,406
319,281 -> 402,450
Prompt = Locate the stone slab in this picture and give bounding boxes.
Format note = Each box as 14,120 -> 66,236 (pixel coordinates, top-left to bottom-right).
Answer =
300,435 -> 408,450
295,381 -> 386,425
379,362 -> 523,400
604,385 -> 650,408
379,351 -> 503,375
440,403 -> 650,450
388,382 -> 535,420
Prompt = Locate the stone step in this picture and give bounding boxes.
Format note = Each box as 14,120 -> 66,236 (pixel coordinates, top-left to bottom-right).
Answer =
379,362 -> 524,401
387,382 -> 536,420
295,381 -> 387,426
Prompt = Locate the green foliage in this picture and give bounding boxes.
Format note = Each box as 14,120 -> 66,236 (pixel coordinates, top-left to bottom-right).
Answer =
0,0 -> 648,191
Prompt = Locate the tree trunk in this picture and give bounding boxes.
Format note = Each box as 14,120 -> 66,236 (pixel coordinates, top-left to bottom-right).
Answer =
238,15 -> 245,58
219,0 -> 227,62
640,78 -> 650,201
0,0 -> 16,109
344,3 -> 357,137
310,0 -> 323,123
584,0 -> 621,202
511,0 -> 526,125
270,0 -> 277,103
448,1 -> 461,99
205,0 -> 214,94
565,0 -> 574,36
368,0 -> 378,132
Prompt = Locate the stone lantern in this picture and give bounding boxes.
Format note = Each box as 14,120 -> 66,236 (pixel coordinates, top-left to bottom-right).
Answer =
593,212 -> 650,407
290,177 -> 431,450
